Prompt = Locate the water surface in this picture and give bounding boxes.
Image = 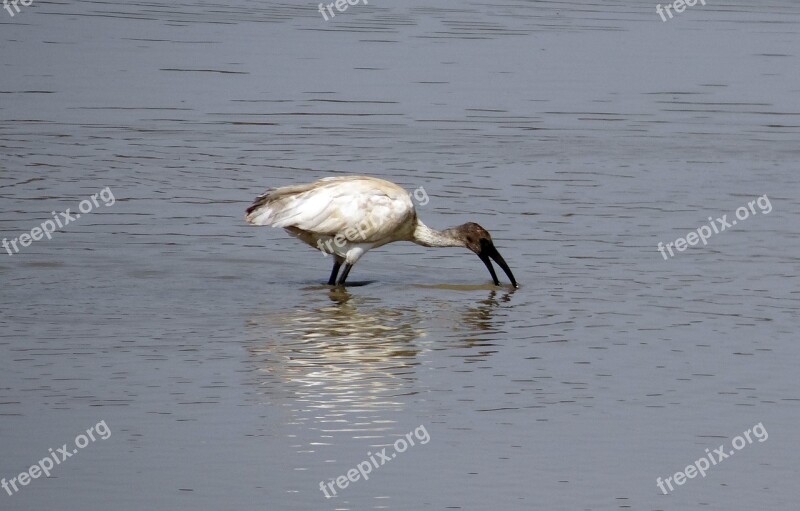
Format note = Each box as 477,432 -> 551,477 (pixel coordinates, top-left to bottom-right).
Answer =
1,1 -> 799,509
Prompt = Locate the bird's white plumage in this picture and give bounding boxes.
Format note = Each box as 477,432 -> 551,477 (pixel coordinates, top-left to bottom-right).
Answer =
246,176 -> 417,263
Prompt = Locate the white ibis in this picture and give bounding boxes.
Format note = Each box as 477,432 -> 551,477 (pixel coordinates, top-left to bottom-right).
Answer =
245,176 -> 518,287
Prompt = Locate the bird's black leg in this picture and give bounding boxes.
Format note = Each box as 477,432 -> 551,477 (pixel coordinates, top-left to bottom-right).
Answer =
336,263 -> 353,286
327,259 -> 342,286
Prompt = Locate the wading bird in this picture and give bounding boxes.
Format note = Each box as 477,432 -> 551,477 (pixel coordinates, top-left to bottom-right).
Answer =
245,176 -> 518,287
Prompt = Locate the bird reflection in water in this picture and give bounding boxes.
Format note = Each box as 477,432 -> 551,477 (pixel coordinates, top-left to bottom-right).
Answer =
245,286 -> 516,452
411,286 -> 518,362
462,289 -> 516,332
246,288 -> 427,444
458,289 -> 516,363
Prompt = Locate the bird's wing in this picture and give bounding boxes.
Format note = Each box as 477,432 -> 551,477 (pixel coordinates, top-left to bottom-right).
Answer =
245,176 -> 416,242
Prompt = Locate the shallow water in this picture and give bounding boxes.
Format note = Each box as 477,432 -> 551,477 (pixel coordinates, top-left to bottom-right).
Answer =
1,1 -> 799,509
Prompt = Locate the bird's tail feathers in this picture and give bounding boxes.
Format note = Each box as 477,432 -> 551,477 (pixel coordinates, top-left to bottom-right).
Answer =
245,183 -> 324,227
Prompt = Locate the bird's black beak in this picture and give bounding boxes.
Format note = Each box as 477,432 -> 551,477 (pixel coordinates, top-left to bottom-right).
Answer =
478,239 -> 518,288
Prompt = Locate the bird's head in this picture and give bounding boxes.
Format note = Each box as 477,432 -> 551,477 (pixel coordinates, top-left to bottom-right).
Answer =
450,223 -> 519,288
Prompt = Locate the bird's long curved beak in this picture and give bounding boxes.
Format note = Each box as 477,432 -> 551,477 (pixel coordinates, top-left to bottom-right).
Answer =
479,241 -> 518,288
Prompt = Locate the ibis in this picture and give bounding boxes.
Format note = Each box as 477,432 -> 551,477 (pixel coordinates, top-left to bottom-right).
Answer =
245,176 -> 518,287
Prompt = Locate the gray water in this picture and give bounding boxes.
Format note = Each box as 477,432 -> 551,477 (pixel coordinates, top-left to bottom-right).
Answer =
1,1 -> 799,509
